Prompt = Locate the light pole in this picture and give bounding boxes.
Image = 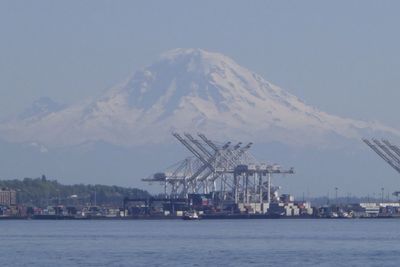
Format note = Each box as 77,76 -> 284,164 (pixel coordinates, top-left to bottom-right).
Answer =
381,187 -> 384,203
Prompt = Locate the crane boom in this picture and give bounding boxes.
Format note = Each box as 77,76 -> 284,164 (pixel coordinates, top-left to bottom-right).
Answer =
382,140 -> 400,159
172,133 -> 212,168
184,133 -> 213,158
363,139 -> 400,174
373,139 -> 400,166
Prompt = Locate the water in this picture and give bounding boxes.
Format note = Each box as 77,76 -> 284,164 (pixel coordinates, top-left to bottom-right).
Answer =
1,219 -> 400,266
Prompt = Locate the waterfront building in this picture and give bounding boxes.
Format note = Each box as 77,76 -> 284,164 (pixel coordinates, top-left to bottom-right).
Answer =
0,188 -> 17,207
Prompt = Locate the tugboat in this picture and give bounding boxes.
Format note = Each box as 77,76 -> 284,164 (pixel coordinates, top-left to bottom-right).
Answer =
182,211 -> 200,220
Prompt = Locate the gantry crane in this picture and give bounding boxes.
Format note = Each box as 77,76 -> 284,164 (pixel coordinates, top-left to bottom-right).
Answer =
142,133 -> 294,210
363,138 -> 400,198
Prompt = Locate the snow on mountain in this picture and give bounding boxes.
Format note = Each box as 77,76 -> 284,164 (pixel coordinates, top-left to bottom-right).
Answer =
1,48 -> 399,147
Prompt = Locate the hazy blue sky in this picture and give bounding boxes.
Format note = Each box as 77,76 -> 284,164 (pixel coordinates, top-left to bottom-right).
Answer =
1,0 -> 400,127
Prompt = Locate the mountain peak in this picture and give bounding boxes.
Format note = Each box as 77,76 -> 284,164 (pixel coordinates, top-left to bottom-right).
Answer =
160,48 -> 208,58
161,48 -> 230,61
118,48 -> 270,113
161,48 -> 224,60
158,48 -> 242,74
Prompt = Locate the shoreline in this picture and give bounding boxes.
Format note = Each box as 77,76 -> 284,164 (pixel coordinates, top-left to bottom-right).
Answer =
1,214 -> 399,220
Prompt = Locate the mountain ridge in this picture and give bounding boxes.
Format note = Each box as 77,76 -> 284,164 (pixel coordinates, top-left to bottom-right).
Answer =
1,48 -> 399,148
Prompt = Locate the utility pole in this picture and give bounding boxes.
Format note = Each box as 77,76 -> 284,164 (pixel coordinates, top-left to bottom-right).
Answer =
334,187 -> 338,206
56,189 -> 60,206
267,173 -> 271,204
381,187 -> 384,203
327,192 -> 330,205
94,186 -> 97,206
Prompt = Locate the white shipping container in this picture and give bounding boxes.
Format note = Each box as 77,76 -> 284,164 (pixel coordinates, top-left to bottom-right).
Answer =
176,211 -> 183,216
285,208 -> 292,216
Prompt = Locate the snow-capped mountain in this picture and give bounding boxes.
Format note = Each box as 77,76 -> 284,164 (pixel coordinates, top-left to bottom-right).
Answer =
1,48 -> 399,147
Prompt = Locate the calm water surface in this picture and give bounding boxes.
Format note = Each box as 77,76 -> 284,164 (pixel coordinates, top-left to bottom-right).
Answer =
1,219 -> 399,266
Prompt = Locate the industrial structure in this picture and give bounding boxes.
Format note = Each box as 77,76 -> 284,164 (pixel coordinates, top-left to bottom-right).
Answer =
142,133 -> 294,214
363,138 -> 400,197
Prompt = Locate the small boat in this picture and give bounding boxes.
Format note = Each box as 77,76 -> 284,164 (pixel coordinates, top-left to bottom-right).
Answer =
182,211 -> 200,220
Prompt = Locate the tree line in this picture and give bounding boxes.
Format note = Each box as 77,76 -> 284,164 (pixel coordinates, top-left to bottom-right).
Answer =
0,175 -> 150,207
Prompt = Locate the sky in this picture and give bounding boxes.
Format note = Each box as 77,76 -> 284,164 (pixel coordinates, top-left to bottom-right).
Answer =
1,0 -> 400,196
1,0 -> 400,127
